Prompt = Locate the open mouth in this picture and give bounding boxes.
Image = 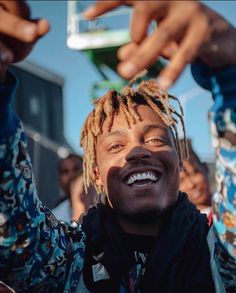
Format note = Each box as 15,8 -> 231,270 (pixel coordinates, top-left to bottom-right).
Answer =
125,170 -> 161,186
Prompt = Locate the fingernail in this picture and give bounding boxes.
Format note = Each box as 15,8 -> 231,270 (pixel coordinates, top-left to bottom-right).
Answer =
156,77 -> 172,91
119,62 -> 138,77
83,6 -> 96,18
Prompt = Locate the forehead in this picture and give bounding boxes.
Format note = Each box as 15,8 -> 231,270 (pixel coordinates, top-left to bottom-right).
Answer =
100,104 -> 173,139
182,160 -> 206,175
59,157 -> 82,170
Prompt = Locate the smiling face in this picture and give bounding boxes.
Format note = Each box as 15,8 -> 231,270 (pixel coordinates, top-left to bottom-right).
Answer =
180,160 -> 211,209
95,104 -> 180,228
59,156 -> 83,196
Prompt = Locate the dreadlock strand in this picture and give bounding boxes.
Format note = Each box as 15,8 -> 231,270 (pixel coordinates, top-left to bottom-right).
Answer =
87,124 -> 97,191
137,81 -> 170,124
80,113 -> 91,144
138,81 -> 174,125
167,92 -> 188,160
123,95 -> 137,125
120,84 -> 134,97
126,94 -> 140,122
127,69 -> 148,88
93,94 -> 108,135
156,91 -> 175,126
169,94 -> 184,116
116,95 -> 133,128
171,123 -> 183,163
103,91 -> 116,132
170,107 -> 188,160
139,88 -> 170,126
138,80 -> 160,97
82,114 -> 95,192
140,80 -> 175,126
90,112 -> 97,137
169,126 -> 179,159
83,134 -> 91,192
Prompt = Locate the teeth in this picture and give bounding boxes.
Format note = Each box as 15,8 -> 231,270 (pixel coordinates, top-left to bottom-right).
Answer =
126,171 -> 158,185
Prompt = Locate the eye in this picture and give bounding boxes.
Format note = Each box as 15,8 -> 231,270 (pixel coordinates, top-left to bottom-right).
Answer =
146,138 -> 159,144
145,138 -> 165,146
61,169 -> 69,175
107,144 -> 124,152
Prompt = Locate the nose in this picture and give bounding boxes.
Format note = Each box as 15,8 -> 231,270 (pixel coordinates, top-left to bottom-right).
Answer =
126,146 -> 151,162
186,179 -> 197,190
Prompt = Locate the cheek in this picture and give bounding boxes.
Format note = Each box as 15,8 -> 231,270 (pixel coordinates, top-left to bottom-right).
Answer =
99,166 -> 109,187
60,175 -> 68,184
96,151 -> 125,185
95,161 -> 113,191
166,150 -> 180,189
196,175 -> 208,190
192,172 -> 203,183
160,148 -> 180,174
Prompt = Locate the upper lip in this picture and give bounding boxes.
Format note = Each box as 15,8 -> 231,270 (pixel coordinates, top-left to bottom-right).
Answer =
121,165 -> 163,182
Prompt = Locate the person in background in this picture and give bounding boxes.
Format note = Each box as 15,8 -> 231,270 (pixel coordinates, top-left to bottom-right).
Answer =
180,138 -> 213,225
58,154 -> 83,202
53,154 -> 96,221
70,172 -> 97,221
53,154 -> 83,221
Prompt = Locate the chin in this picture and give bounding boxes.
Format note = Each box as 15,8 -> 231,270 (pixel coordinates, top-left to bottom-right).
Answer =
115,204 -> 174,225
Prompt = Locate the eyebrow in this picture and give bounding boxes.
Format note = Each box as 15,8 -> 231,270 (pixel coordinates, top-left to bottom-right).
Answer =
103,124 -> 168,139
103,129 -> 129,139
143,124 -> 168,133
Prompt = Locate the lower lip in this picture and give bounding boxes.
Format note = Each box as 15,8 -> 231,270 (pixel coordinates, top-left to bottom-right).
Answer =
190,192 -> 202,199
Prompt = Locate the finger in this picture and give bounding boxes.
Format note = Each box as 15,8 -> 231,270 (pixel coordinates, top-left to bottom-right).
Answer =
0,1 -> 30,19
33,18 -> 51,38
117,42 -> 138,61
117,18 -> 186,79
0,41 -> 13,63
0,8 -> 38,42
160,41 -> 178,59
157,18 -> 208,90
83,1 -> 122,19
130,2 -> 153,43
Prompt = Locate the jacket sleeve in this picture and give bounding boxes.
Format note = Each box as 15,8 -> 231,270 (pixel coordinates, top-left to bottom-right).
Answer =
0,71 -> 86,292
191,62 -> 236,289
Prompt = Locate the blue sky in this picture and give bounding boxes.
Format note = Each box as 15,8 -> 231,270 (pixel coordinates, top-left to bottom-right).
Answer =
27,1 -> 236,162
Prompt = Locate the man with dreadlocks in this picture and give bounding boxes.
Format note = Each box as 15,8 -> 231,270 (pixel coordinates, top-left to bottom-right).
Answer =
0,1 -> 235,292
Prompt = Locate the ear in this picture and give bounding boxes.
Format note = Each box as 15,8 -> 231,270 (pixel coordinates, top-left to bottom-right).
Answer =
94,167 -> 103,187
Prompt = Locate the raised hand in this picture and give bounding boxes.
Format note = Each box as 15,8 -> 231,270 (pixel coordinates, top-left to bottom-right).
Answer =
0,1 -> 50,65
84,1 -> 236,90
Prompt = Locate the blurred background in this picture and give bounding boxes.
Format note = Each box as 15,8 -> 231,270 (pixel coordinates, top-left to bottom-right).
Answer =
11,1 -> 236,208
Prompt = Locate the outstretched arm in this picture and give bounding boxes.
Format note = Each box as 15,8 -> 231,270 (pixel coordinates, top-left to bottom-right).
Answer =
0,3 -> 85,291
191,61 -> 236,290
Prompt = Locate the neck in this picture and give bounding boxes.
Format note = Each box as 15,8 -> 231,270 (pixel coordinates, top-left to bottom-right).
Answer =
117,216 -> 165,236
